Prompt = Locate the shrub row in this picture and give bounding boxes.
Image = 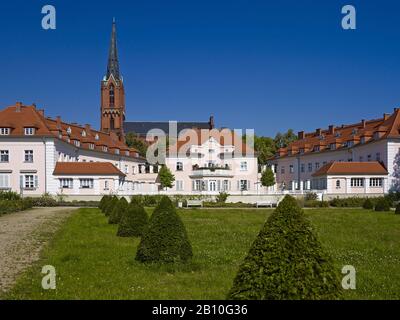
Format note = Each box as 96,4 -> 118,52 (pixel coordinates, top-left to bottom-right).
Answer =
0,198 -> 33,216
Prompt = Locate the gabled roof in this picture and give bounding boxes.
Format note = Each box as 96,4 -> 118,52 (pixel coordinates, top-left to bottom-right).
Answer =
0,103 -> 140,159
53,162 -> 125,176
123,121 -> 212,136
312,161 -> 388,177
274,108 -> 400,159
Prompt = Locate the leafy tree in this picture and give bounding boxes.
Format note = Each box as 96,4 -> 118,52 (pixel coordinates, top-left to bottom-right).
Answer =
261,167 -> 275,187
158,165 -> 175,190
125,132 -> 148,157
216,192 -> 229,203
274,129 -> 298,149
136,196 -> 192,263
228,195 -> 342,300
117,202 -> 149,237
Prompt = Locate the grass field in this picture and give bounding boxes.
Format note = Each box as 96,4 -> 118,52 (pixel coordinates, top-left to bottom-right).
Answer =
4,207 -> 400,300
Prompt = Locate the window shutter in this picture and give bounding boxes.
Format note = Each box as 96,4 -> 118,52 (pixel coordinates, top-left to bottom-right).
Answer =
34,175 -> 39,188
247,180 -> 250,190
192,180 -> 195,191
228,181 -> 231,191
20,175 -> 24,188
237,180 -> 240,190
217,180 -> 221,191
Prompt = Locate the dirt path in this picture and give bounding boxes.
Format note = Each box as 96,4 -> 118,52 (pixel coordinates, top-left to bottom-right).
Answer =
0,207 -> 77,295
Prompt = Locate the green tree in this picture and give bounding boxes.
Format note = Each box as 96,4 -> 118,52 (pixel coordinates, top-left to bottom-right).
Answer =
136,196 -> 192,263
125,132 -> 148,157
261,167 -> 275,187
228,195 -> 342,300
274,129 -> 298,149
158,165 -> 175,190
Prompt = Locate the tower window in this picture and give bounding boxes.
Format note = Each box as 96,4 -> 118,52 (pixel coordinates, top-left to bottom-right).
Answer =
109,84 -> 115,107
110,117 -> 115,130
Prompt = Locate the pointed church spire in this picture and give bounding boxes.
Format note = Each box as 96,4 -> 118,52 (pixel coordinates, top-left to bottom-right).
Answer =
106,19 -> 121,80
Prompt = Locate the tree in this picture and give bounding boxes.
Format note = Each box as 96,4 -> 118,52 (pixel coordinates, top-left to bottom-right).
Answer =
242,135 -> 276,166
136,196 -> 192,263
104,196 -> 119,217
108,197 -> 129,224
117,202 -> 149,237
260,167 -> 275,187
227,195 -> 342,300
125,132 -> 148,157
274,129 -> 298,149
158,165 -> 175,190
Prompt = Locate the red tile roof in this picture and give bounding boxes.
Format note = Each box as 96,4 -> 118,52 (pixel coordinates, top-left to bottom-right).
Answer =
0,103 -> 140,159
53,162 -> 125,176
312,161 -> 388,177
274,108 -> 400,159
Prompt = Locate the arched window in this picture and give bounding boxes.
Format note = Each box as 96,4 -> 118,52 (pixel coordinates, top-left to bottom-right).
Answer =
109,84 -> 115,106
110,117 -> 115,130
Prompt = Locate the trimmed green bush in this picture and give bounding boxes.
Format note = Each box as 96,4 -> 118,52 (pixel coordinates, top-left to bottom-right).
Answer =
374,198 -> 391,212
136,196 -> 192,263
227,195 -> 342,300
0,198 -> 33,216
303,200 -> 329,208
108,197 -> 129,224
117,202 -> 149,237
363,198 -> 374,210
329,197 -> 365,207
99,195 -> 111,212
104,196 -> 118,217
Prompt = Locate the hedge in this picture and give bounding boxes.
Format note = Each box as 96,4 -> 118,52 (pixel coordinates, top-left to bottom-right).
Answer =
227,195 -> 342,300
117,202 -> 149,237
136,196 -> 192,263
362,198 -> 374,210
0,199 -> 33,216
375,198 -> 391,212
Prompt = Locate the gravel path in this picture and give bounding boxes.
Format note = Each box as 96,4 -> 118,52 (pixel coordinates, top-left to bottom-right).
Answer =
0,207 -> 76,295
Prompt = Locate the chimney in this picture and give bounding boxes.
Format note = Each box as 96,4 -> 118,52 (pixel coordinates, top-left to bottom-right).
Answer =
316,128 -> 322,136
383,113 -> 390,120
209,115 -> 215,129
15,102 -> 22,112
361,119 -> 366,129
56,116 -> 62,129
298,131 -> 305,139
394,107 -> 399,113
328,125 -> 335,135
31,103 -> 36,108
37,109 -> 44,117
85,124 -> 92,135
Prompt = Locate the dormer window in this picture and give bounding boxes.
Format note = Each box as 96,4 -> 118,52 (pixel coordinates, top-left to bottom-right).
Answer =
73,140 -> 80,147
348,141 -> 354,147
330,143 -> 336,150
115,149 -> 120,155
360,137 -> 366,144
373,132 -> 380,140
102,146 -> 108,152
335,132 -> 341,138
24,127 -> 35,135
67,127 -> 72,135
313,146 -> 320,152
352,129 -> 358,135
95,134 -> 99,140
89,143 -> 94,150
0,128 -> 10,135
125,151 -> 129,156
81,130 -> 86,137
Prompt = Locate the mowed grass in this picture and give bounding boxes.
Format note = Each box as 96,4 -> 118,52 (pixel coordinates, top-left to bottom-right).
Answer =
4,207 -> 400,300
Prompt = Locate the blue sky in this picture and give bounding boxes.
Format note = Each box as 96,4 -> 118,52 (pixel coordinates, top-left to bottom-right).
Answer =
0,0 -> 399,136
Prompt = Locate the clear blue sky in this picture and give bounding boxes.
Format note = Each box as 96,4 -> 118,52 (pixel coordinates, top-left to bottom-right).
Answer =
1,0 -> 399,136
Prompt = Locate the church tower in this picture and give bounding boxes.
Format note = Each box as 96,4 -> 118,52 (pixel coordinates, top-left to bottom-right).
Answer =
100,19 -> 125,140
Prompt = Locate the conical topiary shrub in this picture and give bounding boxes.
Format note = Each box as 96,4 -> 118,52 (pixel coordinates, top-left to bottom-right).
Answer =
228,195 -> 342,300
135,196 -> 192,263
117,202 -> 149,237
108,197 -> 129,224
104,196 -> 118,217
99,195 -> 111,212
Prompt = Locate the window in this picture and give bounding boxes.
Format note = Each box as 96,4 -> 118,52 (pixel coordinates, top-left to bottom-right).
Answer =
124,165 -> 128,174
330,143 -> 336,150
81,130 -> 86,137
300,163 -> 305,173
299,148 -> 305,154
102,146 -> 108,152
323,161 -> 327,166
376,153 -> 381,161
209,149 -> 215,154
89,143 -> 95,150
308,163 -> 312,172
80,179 -> 94,189
281,166 -> 285,174
95,134 -> 99,140
23,175 -> 37,189
0,174 -> 10,189
240,180 -> 249,191
115,149 -> 120,155
67,127 -> 72,135
315,162 -> 320,170
289,165 -> 294,173
176,162 -> 183,171
360,137 -> 366,144
359,156 -> 363,162
240,161 -> 248,171
223,180 -> 229,191
367,154 -> 372,162
370,178 -> 383,187
351,178 -> 364,187
59,178 -> 73,189
0,128 -> 10,135
153,165 -> 159,173
313,146 -> 320,152
109,84 -> 115,106
24,150 -> 33,163
104,181 -> 109,190
336,180 -> 341,189
0,150 -> 9,162
176,180 -> 184,191
73,140 -> 80,147
24,127 -> 35,135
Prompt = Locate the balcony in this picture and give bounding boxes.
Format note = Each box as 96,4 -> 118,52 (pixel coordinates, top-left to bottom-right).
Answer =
190,165 -> 233,178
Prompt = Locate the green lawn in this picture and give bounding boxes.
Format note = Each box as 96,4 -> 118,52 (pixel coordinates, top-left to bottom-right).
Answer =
4,207 -> 400,300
